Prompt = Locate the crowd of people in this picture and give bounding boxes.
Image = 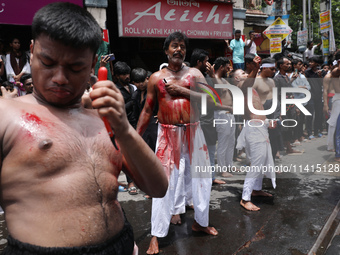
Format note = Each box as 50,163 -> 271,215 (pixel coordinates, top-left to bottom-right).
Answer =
0,2 -> 339,254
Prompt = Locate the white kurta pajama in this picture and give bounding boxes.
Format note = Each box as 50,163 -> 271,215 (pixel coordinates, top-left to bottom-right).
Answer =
236,120 -> 276,201
327,93 -> 340,151
151,122 -> 212,238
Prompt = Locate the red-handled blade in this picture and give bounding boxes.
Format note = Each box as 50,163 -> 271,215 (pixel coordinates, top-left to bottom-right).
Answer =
97,67 -> 118,150
98,67 -> 108,81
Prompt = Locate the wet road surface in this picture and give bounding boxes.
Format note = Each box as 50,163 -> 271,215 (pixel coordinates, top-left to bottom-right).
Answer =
119,136 -> 340,254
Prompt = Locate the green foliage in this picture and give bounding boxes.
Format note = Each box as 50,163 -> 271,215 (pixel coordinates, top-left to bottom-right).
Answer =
288,0 -> 339,51
331,0 -> 340,48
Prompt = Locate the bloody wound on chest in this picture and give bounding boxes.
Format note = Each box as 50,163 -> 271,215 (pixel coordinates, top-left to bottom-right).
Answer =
23,113 -> 43,125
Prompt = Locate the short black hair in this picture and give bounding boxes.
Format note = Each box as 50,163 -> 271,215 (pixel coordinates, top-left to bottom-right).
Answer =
113,61 -> 131,76
32,2 -> 102,55
309,55 -> 324,65
146,71 -> 153,79
190,48 -> 209,67
245,53 -> 256,64
261,57 -> 275,64
2,81 -> 13,89
273,53 -> 284,62
163,31 -> 188,51
131,68 -> 147,83
213,57 -> 230,71
20,73 -> 32,84
249,30 -> 255,35
277,57 -> 288,70
235,30 -> 241,34
291,58 -> 303,67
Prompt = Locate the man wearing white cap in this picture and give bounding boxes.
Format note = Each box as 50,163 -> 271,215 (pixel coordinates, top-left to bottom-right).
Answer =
231,56 -> 277,211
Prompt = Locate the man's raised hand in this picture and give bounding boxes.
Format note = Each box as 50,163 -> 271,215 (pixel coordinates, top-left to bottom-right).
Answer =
1,87 -> 18,99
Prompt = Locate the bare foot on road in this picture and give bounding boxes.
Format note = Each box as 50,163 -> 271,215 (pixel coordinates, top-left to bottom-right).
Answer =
286,149 -> 303,155
240,200 -> 260,211
213,178 -> 226,184
251,190 -> 272,197
146,236 -> 159,254
192,220 -> 218,235
170,214 -> 182,225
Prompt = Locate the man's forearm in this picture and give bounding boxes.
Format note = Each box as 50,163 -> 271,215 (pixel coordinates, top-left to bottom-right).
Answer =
120,126 -> 168,198
332,67 -> 340,78
136,110 -> 153,136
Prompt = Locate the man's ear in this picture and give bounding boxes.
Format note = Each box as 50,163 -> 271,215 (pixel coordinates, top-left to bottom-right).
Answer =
196,60 -> 202,67
30,40 -> 34,65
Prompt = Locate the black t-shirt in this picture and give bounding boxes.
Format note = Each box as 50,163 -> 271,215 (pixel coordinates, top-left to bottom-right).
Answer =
115,81 -> 135,125
304,68 -> 325,102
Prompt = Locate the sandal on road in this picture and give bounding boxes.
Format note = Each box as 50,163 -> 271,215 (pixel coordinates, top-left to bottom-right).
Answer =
128,186 -> 138,195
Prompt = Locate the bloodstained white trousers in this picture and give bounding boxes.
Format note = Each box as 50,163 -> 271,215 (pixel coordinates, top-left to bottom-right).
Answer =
151,123 -> 212,237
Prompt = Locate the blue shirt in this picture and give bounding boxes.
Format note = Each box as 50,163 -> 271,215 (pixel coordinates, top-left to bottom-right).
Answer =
230,39 -> 245,64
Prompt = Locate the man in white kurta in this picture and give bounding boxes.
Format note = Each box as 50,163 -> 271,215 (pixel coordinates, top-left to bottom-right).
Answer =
236,120 -> 276,202
232,56 -> 276,211
151,122 -> 212,237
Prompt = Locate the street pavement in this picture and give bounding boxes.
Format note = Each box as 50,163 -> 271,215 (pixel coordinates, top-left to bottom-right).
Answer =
118,134 -> 340,255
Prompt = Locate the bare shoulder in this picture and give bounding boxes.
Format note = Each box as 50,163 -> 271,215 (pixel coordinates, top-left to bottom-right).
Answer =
253,77 -> 260,88
268,78 -> 275,87
149,70 -> 162,80
149,70 -> 166,86
189,67 -> 204,78
0,98 -> 24,141
0,97 -> 21,114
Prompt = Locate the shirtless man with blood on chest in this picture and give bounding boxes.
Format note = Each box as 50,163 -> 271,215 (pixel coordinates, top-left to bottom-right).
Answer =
0,3 -> 167,254
137,32 -> 231,254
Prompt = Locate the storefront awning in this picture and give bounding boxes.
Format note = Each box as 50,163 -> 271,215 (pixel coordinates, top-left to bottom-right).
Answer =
0,0 -> 83,26
245,22 -> 269,27
117,0 -> 233,39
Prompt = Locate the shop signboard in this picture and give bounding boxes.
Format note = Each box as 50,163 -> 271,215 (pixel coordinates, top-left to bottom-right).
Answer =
263,17 -> 292,40
297,29 -> 308,46
320,10 -> 331,33
270,38 -> 282,54
322,33 -> 329,56
0,0 -> 83,25
117,0 -> 233,39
